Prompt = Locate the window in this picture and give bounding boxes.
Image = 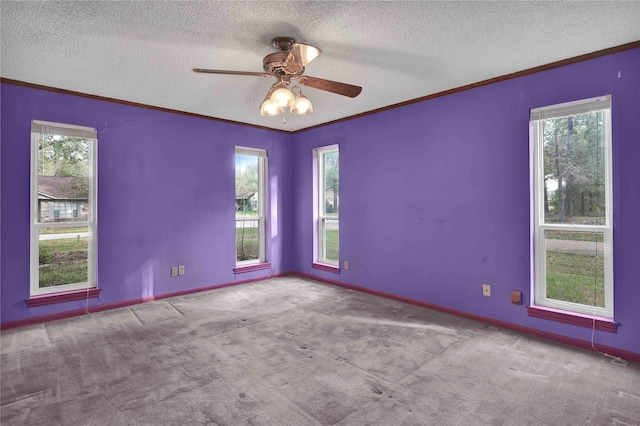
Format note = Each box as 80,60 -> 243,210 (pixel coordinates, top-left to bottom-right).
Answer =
531,96 -> 613,318
235,147 -> 267,267
31,121 -> 97,296
315,145 -> 339,267
49,201 -> 81,219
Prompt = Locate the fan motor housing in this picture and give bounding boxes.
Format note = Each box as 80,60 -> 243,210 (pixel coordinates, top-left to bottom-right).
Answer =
263,52 -> 303,77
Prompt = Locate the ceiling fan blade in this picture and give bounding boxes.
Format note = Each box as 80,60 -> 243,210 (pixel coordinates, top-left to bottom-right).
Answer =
283,43 -> 321,74
193,69 -> 271,77
298,76 -> 362,98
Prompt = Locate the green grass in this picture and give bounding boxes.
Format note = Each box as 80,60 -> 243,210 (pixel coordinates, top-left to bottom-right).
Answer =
235,227 -> 339,263
39,236 -> 88,287
35,228 -> 600,309
546,230 -> 602,242
40,227 -> 87,235
40,236 -> 87,254
546,251 -> 604,307
325,229 -> 339,262
40,262 -> 87,287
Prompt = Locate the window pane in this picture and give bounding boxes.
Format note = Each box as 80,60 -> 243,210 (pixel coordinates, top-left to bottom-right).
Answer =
323,151 -> 339,216
323,218 -> 339,262
37,134 -> 91,223
545,230 -> 605,307
38,226 -> 88,288
235,155 -> 259,217
236,219 -> 260,262
541,112 -> 606,225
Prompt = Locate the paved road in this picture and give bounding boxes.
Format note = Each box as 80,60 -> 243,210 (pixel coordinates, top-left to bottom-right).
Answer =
546,238 -> 603,256
40,232 -> 88,241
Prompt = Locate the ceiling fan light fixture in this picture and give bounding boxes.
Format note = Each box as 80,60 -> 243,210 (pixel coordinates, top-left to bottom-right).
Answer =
260,99 -> 283,116
291,94 -> 313,115
194,36 -> 362,121
271,86 -> 295,108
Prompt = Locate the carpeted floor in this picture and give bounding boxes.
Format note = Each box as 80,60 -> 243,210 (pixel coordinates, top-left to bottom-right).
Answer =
1,276 -> 639,425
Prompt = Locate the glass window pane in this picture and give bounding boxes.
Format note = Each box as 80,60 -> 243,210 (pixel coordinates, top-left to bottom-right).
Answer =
37,134 -> 90,223
323,219 -> 339,262
323,151 -> 339,216
235,155 -> 260,218
38,226 -> 89,288
541,112 -> 606,225
544,230 -> 605,307
236,219 -> 260,262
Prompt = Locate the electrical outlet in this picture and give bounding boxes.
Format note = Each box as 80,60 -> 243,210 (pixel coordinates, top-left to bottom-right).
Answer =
511,290 -> 522,304
344,261 -> 349,270
178,265 -> 185,276
482,284 -> 491,297
171,267 -> 178,277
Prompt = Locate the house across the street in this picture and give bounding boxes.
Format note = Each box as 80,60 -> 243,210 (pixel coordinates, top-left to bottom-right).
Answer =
37,175 -> 89,222
235,191 -> 256,212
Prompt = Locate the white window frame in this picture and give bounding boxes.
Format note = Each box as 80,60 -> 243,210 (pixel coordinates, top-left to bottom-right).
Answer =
30,120 -> 98,296
314,144 -> 339,266
235,146 -> 267,266
531,96 -> 613,318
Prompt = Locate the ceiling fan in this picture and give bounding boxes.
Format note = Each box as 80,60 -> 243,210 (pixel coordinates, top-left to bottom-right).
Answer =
193,37 -> 362,120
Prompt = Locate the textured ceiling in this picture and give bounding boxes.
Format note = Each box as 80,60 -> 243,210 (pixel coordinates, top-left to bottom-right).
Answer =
2,1 -> 640,132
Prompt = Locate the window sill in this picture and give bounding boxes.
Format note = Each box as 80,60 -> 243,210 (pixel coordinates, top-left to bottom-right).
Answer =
312,262 -> 340,274
234,262 -> 271,274
27,288 -> 101,307
527,306 -> 617,333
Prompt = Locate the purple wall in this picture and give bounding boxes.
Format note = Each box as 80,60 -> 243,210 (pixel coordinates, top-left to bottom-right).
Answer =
2,48 -> 638,355
1,85 -> 293,322
292,48 -> 640,355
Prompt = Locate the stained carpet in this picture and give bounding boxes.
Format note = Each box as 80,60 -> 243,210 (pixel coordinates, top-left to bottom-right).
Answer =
2,276 -> 639,425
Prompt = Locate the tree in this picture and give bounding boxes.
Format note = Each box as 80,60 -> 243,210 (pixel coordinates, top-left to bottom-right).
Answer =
542,111 -> 606,223
324,151 -> 339,214
62,176 -> 90,199
38,135 -> 89,177
553,125 -> 565,222
235,158 -> 258,195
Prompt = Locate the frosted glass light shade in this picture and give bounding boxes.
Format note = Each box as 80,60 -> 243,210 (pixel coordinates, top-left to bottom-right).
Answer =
271,87 -> 295,108
290,95 -> 313,114
260,99 -> 283,116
